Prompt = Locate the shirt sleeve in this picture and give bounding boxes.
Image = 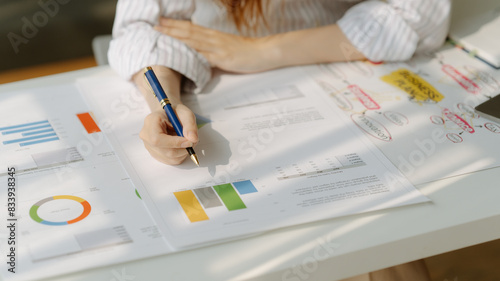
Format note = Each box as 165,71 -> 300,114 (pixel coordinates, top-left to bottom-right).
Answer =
108,0 -> 211,92
337,0 -> 451,62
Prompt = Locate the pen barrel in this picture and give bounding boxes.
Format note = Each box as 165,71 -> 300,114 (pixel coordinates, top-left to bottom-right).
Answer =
144,68 -> 184,137
164,104 -> 184,137
144,71 -> 168,101
186,147 -> 196,156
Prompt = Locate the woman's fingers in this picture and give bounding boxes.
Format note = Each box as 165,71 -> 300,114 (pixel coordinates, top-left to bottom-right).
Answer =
174,104 -> 199,145
157,18 -> 214,40
139,110 -> 196,165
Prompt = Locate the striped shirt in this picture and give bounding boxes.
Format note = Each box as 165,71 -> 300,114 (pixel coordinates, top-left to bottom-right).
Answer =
108,0 -> 451,92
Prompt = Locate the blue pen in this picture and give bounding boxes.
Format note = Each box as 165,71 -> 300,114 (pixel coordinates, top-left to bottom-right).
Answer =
143,66 -> 199,166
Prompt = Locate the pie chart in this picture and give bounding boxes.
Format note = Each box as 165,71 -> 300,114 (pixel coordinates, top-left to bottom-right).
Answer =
29,195 -> 91,226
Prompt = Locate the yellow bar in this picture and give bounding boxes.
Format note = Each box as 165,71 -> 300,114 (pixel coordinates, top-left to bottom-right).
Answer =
174,190 -> 209,223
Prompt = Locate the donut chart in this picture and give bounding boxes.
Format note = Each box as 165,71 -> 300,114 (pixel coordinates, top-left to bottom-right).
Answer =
29,195 -> 91,226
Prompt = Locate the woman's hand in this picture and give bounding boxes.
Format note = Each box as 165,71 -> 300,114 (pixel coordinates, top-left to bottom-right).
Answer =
155,18 -> 278,73
139,104 -> 199,165
155,18 -> 366,73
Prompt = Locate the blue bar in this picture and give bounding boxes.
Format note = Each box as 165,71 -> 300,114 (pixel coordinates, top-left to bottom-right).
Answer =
232,180 -> 258,195
20,137 -> 59,147
3,132 -> 57,145
2,124 -> 52,135
0,120 -> 49,131
22,128 -> 55,136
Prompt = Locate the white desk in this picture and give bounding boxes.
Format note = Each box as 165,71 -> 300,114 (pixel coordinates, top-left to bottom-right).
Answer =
1,66 -> 500,281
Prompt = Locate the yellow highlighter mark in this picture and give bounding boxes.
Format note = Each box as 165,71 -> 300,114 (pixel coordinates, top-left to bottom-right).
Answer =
381,69 -> 444,104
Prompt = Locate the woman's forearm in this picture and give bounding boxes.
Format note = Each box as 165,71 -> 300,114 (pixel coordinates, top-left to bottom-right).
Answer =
263,24 -> 366,69
132,66 -> 183,111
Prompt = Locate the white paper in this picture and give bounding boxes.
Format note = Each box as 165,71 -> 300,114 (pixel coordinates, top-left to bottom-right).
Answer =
79,66 -> 429,250
0,84 -> 169,281
309,47 -> 500,184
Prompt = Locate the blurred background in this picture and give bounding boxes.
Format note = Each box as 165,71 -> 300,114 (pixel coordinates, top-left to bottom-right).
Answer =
0,0 -> 117,83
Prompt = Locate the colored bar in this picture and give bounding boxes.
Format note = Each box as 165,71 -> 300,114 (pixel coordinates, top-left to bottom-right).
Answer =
232,180 -> 258,195
173,190 -> 209,222
54,195 -> 86,202
29,205 -> 44,223
135,189 -> 142,199
67,201 -> 91,224
22,128 -> 54,136
0,120 -> 49,131
77,112 -> 101,134
42,221 -> 68,226
20,137 -> 59,147
195,114 -> 211,129
213,184 -> 246,211
193,187 -> 223,208
2,132 -> 57,145
2,124 -> 51,135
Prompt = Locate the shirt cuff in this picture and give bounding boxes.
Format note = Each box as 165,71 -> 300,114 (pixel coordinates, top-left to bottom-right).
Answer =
337,1 -> 419,62
108,26 -> 211,93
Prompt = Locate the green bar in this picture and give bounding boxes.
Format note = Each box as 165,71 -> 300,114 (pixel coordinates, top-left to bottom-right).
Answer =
213,184 -> 246,211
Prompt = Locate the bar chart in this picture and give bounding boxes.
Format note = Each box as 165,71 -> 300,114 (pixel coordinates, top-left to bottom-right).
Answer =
1,120 -> 59,147
173,180 -> 258,223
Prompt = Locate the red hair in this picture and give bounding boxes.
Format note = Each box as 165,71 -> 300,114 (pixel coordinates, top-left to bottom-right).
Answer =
219,0 -> 268,32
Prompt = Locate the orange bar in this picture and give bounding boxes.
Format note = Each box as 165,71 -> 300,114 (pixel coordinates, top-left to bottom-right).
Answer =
174,190 -> 209,223
77,112 -> 101,134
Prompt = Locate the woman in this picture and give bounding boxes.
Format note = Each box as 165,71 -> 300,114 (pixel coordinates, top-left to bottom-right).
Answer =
108,0 -> 450,166
109,1 -> 449,280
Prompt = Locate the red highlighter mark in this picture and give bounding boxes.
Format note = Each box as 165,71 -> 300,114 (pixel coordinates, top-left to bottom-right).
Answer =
442,64 -> 480,94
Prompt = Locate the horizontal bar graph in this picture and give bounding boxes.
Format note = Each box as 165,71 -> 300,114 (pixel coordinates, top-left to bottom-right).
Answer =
3,132 -> 57,145
1,120 -> 59,147
0,120 -> 49,131
22,128 -> 55,136
20,137 -> 60,147
174,180 -> 258,223
2,124 -> 51,135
